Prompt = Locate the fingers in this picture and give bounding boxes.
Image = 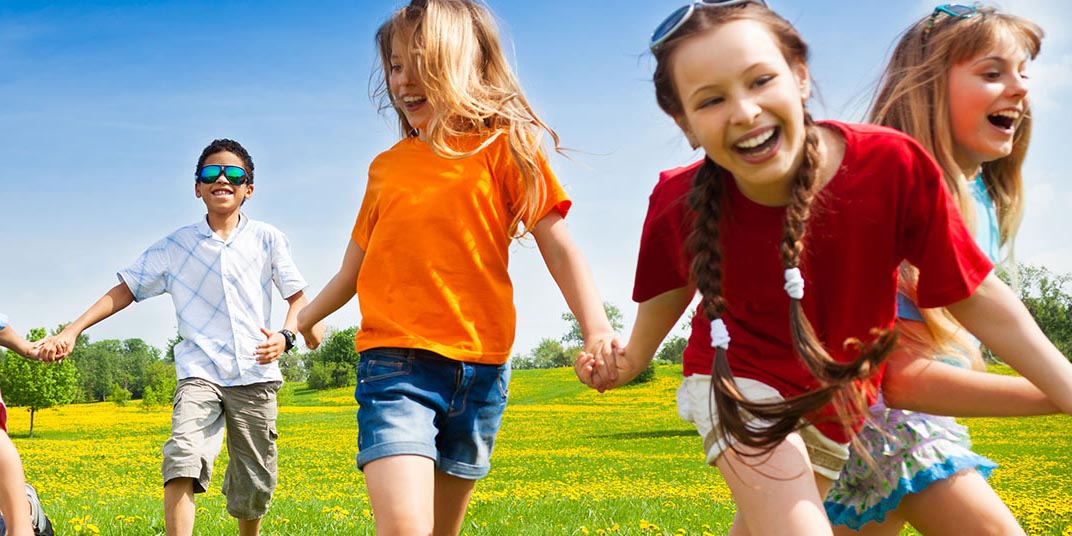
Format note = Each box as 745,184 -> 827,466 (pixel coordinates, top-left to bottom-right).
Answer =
255,330 -> 284,365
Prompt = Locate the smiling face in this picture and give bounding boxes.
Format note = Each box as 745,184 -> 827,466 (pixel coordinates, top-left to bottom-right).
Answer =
670,19 -> 810,206
388,30 -> 436,140
195,150 -> 252,215
948,29 -> 1030,177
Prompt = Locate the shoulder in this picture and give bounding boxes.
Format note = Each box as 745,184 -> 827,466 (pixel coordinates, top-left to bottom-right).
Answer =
243,218 -> 290,242
370,138 -> 420,166
651,160 -> 701,203
161,221 -> 204,246
825,120 -> 932,162
823,120 -> 939,185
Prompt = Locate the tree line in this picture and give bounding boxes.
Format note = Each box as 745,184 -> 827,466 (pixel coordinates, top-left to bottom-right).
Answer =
2,264 -> 1070,434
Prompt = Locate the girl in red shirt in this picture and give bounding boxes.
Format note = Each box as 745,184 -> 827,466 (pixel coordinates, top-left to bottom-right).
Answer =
577,2 -> 1072,534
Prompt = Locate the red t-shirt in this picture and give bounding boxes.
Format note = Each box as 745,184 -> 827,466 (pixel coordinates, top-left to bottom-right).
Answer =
633,121 -> 993,442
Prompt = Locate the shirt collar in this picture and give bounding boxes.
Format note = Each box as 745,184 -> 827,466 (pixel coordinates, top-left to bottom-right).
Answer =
196,212 -> 247,240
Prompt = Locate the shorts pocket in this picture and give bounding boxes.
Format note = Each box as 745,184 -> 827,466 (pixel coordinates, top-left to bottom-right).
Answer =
495,362 -> 511,400
358,353 -> 413,384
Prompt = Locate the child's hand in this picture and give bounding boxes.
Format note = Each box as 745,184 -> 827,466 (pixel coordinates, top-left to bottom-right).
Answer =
32,334 -> 74,362
296,310 -> 324,351
255,327 -> 287,364
302,321 -> 325,351
582,333 -> 624,391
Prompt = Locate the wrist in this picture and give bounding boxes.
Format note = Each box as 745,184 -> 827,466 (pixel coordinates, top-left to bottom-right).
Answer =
278,329 -> 296,353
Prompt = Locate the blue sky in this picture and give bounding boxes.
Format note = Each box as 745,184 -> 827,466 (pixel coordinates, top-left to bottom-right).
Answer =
2,0 -> 1070,355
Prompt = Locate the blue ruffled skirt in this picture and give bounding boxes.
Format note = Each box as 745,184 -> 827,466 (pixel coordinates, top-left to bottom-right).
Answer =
824,395 -> 997,530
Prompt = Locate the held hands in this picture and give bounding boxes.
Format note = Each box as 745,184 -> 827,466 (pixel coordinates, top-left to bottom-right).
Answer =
31,332 -> 76,362
574,332 -> 624,393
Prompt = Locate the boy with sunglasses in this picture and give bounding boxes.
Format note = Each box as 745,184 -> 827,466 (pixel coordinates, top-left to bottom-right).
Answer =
36,138 -> 324,536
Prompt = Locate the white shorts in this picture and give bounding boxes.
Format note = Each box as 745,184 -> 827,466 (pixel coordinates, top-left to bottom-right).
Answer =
677,374 -> 850,480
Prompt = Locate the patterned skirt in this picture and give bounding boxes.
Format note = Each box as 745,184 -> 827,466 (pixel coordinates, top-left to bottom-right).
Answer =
824,396 -> 997,530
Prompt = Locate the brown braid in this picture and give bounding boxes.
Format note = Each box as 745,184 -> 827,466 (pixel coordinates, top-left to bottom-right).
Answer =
652,1 -> 898,454
696,117 -> 897,455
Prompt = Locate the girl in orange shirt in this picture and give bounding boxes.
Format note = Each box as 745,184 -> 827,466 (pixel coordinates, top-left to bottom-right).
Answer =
296,1 -> 619,534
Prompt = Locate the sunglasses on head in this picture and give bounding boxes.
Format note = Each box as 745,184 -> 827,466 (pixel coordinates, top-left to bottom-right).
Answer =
922,4 -> 979,47
650,0 -> 768,52
196,165 -> 251,185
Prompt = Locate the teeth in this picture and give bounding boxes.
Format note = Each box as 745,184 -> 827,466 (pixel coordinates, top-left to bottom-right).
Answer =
736,129 -> 774,149
992,110 -> 1019,119
401,95 -> 426,104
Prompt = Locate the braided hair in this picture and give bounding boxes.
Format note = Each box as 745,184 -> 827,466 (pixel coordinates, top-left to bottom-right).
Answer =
655,2 -> 897,455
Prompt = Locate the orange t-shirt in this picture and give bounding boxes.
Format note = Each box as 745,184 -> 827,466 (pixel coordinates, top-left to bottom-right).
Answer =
351,133 -> 571,364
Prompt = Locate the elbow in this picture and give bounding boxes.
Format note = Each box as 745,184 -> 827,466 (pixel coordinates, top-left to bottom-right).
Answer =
880,351 -> 917,410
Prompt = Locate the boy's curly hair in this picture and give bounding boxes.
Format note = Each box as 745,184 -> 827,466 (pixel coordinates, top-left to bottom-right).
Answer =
195,139 -> 255,183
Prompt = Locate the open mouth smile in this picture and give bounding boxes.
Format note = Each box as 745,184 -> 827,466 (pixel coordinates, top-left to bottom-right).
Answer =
733,126 -> 781,162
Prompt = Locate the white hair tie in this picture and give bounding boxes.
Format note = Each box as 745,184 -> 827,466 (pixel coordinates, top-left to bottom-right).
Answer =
784,267 -> 805,300
710,318 -> 730,350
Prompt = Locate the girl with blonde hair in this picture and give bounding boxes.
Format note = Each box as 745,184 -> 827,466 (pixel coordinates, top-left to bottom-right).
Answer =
296,1 -> 619,534
827,5 -> 1059,534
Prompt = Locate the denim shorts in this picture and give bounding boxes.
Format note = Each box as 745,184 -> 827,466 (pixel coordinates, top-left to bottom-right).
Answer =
355,347 -> 510,480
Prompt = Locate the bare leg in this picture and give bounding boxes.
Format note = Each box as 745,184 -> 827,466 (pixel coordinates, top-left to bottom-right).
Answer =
164,478 -> 196,536
432,470 -> 476,536
717,432 -> 834,536
0,432 -> 32,536
901,469 -> 1024,535
238,517 -> 262,536
364,455 -> 436,536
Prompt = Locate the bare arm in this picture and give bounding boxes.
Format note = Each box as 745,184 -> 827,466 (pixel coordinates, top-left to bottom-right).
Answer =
0,325 -> 37,359
531,212 -> 620,378
39,282 -> 136,360
578,287 -> 693,391
882,343 -> 1058,417
296,239 -> 365,344
945,272 -> 1072,415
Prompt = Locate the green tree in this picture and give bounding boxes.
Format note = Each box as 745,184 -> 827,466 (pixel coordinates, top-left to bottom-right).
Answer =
164,332 -> 182,362
71,339 -> 121,402
1001,264 -> 1072,360
655,335 -> 688,365
143,359 -> 177,406
109,383 -> 132,406
560,302 -> 624,347
0,327 -> 80,437
302,327 -> 359,390
529,337 -> 571,369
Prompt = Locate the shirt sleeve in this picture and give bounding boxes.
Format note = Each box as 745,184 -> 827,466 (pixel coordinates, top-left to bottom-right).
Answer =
351,161 -> 381,251
117,238 -> 171,302
633,172 -> 694,303
498,135 -> 572,225
270,230 -> 308,299
0,313 -> 8,331
897,142 -> 993,308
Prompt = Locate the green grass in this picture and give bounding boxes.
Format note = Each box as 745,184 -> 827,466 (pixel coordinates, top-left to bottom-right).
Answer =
11,365 -> 1072,535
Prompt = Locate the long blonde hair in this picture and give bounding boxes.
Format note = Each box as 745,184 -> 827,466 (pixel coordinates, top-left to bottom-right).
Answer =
373,0 -> 561,238
870,5 -> 1042,367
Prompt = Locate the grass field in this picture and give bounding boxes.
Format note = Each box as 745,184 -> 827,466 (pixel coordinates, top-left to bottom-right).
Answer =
9,365 -> 1072,535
